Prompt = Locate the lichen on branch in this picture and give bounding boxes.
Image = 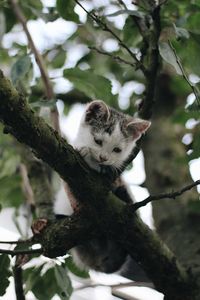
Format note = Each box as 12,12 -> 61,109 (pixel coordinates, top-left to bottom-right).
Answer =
0,69 -> 197,299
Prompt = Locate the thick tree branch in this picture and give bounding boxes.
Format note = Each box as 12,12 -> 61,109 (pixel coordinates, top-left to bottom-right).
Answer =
0,70 -> 197,299
118,5 -> 162,172
139,5 -> 161,119
132,180 -> 200,211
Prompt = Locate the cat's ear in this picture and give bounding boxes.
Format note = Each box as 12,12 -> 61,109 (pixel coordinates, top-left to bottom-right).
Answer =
126,118 -> 151,140
85,100 -> 110,123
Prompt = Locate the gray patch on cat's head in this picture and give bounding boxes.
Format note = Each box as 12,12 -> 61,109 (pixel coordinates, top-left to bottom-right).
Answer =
77,100 -> 150,170
85,100 -> 130,137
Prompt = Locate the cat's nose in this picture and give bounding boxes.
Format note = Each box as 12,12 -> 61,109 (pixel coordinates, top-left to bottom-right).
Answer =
99,155 -> 108,162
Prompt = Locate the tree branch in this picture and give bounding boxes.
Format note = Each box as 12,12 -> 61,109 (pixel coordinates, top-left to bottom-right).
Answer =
0,248 -> 42,255
74,0 -> 147,75
168,40 -> 200,107
10,0 -> 60,132
10,0 -> 61,219
132,180 -> 200,211
121,4 -> 162,170
21,149 -> 55,219
138,4 -> 161,119
0,240 -> 32,244
89,46 -> 137,68
0,69 -> 197,299
13,263 -> 25,300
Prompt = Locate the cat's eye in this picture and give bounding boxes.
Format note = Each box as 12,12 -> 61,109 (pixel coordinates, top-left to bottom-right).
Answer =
113,147 -> 121,153
94,138 -> 102,146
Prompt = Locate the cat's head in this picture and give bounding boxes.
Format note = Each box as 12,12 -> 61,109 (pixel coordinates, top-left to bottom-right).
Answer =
79,100 -> 151,170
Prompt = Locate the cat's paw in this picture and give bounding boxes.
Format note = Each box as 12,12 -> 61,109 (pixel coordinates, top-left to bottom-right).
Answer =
79,147 -> 89,158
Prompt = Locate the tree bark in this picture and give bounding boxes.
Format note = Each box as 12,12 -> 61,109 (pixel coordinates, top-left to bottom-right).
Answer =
143,74 -> 200,297
0,70 -> 197,299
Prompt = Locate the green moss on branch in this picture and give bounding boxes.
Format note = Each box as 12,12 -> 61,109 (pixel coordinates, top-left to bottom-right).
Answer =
0,69 -> 197,300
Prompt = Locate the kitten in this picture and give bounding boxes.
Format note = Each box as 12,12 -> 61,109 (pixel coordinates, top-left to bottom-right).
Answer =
55,100 -> 151,273
74,100 -> 150,173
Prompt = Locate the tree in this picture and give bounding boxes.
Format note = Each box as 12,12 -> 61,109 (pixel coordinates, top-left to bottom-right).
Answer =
0,0 -> 199,299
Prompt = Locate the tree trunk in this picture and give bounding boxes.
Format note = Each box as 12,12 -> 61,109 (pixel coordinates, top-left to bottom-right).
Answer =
143,74 -> 200,296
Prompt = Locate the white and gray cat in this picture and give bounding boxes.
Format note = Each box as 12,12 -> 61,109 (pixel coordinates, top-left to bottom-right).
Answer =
55,100 -> 151,273
74,100 -> 150,172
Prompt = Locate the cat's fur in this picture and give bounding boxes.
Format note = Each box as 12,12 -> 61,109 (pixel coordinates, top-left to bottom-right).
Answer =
55,100 -> 151,273
74,100 -> 150,172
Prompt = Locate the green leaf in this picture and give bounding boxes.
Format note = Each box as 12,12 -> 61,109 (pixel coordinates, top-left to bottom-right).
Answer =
123,16 -> 141,47
3,7 -> 17,32
0,11 -> 6,43
63,68 -> 117,102
185,12 -> 200,34
172,109 -> 200,125
173,24 -> 190,40
65,256 -> 89,279
174,34 -> 200,75
56,0 -> 79,22
24,265 -> 44,295
0,152 -> 20,179
30,99 -> 57,109
20,0 -> 43,20
11,55 -> 32,85
159,42 -> 182,75
22,0 -> 43,11
0,255 -> 11,296
24,264 -> 73,300
55,264 -> 73,299
51,50 -> 66,68
0,175 -> 23,208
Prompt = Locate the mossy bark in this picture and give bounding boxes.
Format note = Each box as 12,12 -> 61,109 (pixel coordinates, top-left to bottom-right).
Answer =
143,74 -> 200,298
0,70 -> 197,299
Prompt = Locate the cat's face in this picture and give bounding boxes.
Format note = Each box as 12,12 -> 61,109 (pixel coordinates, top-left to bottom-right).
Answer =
75,100 -> 151,171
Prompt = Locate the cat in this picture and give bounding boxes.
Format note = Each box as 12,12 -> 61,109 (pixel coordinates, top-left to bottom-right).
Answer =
73,100 -> 150,173
55,100 -> 151,273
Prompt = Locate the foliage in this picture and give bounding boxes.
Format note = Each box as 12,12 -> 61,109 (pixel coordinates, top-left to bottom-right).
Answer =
0,254 -> 11,296
0,0 -> 199,299
24,263 -> 73,300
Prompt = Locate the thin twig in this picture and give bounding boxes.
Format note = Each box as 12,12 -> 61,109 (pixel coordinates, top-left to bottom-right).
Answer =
74,0 -> 147,75
89,46 -> 137,68
76,281 -> 154,291
13,262 -> 25,300
10,0 -> 60,132
168,40 -> 200,106
19,163 -> 35,206
117,0 -> 127,10
0,247 -> 43,255
131,180 -> 200,211
0,239 -> 32,244
159,0 -> 169,6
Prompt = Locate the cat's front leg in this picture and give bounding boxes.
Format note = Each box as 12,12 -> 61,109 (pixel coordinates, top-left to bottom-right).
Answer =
79,146 -> 89,158
79,147 -> 101,172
